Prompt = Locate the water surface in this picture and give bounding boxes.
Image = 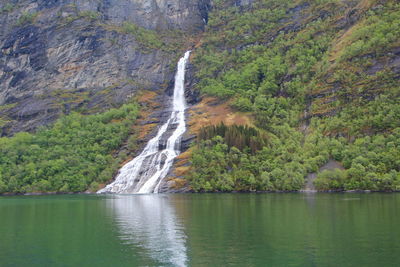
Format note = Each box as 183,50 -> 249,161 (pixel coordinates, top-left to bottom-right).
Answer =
1,193 -> 399,266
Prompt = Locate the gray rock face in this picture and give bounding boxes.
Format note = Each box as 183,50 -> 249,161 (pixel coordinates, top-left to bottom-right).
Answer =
0,0 -> 210,135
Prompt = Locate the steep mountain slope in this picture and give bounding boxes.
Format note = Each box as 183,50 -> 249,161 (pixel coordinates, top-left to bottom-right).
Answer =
0,0 -> 399,194
186,0 -> 400,192
0,0 -> 210,194
0,0 -> 209,135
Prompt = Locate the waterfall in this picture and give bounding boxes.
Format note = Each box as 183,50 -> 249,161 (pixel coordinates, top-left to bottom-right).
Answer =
98,51 -> 191,194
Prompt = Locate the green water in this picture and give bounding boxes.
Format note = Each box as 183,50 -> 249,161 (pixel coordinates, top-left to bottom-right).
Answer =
0,193 -> 399,267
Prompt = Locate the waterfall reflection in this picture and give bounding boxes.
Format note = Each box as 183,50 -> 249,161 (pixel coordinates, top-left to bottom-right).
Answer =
106,195 -> 187,267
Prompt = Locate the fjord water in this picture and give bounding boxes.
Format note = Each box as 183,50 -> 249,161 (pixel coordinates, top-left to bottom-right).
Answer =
1,194 -> 400,267
98,51 -> 190,194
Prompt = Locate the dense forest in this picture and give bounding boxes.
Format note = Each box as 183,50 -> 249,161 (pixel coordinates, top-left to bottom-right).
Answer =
0,103 -> 138,193
187,0 -> 400,192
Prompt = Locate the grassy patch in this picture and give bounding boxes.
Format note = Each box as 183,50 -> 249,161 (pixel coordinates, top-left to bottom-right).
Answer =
16,11 -> 39,26
1,3 -> 15,13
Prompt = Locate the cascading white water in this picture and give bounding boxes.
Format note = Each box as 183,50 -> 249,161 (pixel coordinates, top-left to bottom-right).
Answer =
98,51 -> 191,194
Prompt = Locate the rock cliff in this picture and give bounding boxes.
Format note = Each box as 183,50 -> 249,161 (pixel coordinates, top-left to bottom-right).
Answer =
0,0 -> 210,135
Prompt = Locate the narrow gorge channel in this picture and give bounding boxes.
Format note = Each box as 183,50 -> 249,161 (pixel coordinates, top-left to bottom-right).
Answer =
98,51 -> 191,194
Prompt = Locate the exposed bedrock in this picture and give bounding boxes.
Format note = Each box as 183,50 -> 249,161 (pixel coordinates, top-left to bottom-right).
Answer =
0,0 -> 211,135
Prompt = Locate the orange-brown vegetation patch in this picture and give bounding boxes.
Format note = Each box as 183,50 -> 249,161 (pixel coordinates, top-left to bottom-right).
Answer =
180,96 -> 254,181
136,123 -> 158,140
133,90 -> 160,140
329,0 -> 376,62
174,166 -> 191,177
175,149 -> 193,168
355,0 -> 377,12
137,90 -> 158,105
166,177 -> 188,190
188,96 -> 254,135
170,148 -> 193,179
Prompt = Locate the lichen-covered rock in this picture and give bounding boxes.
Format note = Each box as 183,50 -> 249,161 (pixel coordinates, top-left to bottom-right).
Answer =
0,0 -> 210,135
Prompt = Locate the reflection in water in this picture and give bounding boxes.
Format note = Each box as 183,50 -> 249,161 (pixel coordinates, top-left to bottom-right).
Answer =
105,195 -> 187,267
1,194 -> 400,266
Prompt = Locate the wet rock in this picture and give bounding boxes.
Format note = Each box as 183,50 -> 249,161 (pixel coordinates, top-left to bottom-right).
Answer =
158,177 -> 191,193
184,62 -> 201,104
181,134 -> 196,151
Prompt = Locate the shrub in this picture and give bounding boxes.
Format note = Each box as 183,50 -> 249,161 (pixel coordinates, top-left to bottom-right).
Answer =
16,12 -> 39,26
